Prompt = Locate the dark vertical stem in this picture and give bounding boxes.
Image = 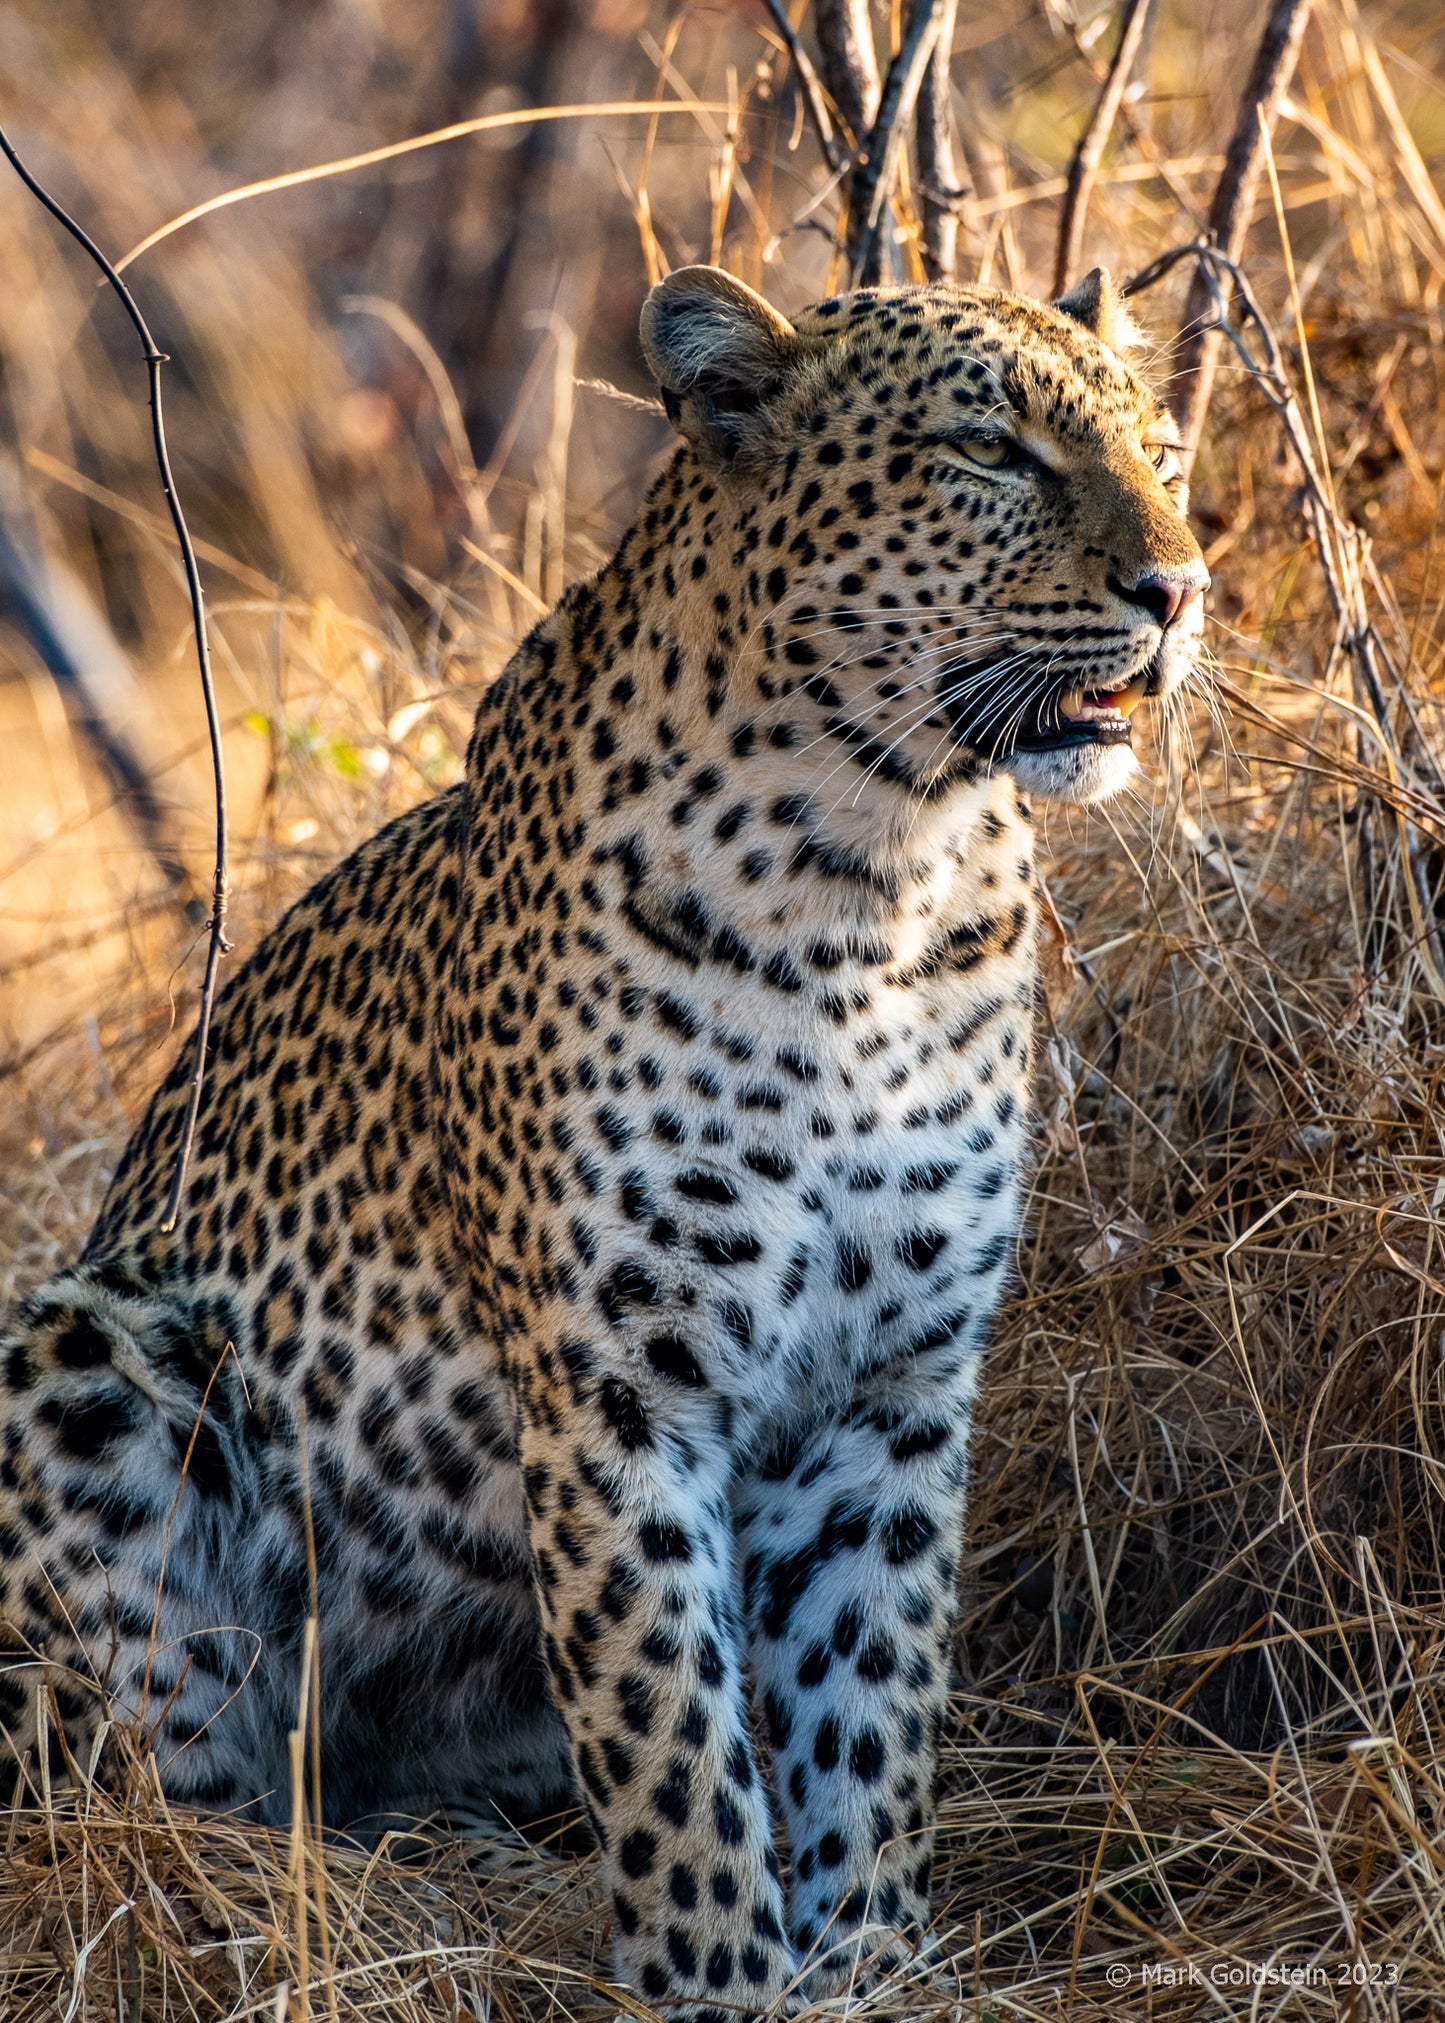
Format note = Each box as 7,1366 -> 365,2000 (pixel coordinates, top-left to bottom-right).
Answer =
1052,0 -> 1152,298
812,0 -> 882,151
917,0 -> 965,281
850,0 -> 945,285
1171,0 -> 1316,464
763,0 -> 847,175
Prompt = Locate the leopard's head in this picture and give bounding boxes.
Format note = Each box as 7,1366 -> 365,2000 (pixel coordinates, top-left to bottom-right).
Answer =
641,265 -> 1207,806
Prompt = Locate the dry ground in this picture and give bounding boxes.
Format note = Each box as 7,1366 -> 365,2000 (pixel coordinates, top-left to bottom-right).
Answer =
2,1 -> 1444,2016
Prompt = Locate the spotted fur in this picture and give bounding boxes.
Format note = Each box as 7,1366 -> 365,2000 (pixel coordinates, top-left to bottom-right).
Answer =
0,268 -> 1206,2017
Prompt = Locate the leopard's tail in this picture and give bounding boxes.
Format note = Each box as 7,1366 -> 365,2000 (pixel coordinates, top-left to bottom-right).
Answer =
0,1259 -> 257,1801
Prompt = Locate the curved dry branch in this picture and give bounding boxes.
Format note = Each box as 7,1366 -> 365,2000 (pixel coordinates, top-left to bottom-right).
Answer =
0,122 -> 229,1228
115,102 -> 725,274
1127,237 -> 1445,998
1169,0 -> 1315,460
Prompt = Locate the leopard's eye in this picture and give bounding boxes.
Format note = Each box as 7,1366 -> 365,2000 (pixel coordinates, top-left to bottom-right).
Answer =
1147,442 -> 1182,482
943,437 -> 1019,470
964,437 -> 1014,467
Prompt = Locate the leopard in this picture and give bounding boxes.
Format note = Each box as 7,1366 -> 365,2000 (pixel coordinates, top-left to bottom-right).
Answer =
0,263 -> 1206,2018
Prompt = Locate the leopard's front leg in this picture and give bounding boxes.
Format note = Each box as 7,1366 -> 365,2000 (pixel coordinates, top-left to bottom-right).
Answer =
513,1343 -> 795,2020
737,1353 -> 977,1998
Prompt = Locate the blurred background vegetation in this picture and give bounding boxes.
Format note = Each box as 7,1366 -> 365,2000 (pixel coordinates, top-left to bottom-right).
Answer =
2,1 -> 1445,2017
1,0 -> 1440,1070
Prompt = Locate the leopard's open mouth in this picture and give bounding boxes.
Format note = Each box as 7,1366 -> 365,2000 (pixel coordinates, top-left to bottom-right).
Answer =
1014,671 -> 1150,752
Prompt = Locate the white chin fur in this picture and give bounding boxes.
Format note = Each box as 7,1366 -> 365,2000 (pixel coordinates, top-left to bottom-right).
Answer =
1001,739 -> 1138,805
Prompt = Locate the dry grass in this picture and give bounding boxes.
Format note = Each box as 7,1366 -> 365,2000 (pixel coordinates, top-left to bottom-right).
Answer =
2,0 -> 1445,2015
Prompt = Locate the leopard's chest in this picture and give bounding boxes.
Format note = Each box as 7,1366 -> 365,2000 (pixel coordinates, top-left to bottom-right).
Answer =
631,964 -> 1028,1410
456,878 -> 1036,1434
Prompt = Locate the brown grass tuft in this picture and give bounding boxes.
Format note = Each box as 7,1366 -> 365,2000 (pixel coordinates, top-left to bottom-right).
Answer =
2,0 -> 1444,2014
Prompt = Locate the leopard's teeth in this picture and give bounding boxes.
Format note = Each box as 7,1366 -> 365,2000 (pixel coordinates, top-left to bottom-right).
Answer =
1061,674 -> 1148,723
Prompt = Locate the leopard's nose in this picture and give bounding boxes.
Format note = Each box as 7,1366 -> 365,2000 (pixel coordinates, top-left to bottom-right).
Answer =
1106,562 -> 1209,629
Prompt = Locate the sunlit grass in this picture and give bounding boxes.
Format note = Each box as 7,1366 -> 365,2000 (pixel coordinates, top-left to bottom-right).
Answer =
2,0 -> 1444,2013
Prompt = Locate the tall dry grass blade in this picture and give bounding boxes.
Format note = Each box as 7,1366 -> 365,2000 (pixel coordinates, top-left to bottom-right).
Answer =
4,5 -> 1445,2015
115,104 -> 729,273
1341,0 -> 1445,267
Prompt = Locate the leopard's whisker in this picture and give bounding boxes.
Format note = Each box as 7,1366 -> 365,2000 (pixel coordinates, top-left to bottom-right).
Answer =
773,643 -> 1032,787
830,658 -> 1040,811
832,651 -> 1049,815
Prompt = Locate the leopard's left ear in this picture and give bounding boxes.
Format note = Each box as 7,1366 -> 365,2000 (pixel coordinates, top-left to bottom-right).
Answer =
640,266 -> 802,461
1052,267 -> 1143,353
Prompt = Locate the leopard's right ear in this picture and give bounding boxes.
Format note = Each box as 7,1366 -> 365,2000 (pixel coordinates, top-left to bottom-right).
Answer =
1052,266 -> 1143,354
640,266 -> 801,461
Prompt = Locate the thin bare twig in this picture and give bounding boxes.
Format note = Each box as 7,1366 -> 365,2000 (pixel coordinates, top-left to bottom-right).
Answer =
0,121 -> 230,1231
574,375 -> 666,415
762,0 -> 848,176
1170,0 -> 1315,461
1052,0 -> 1153,298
